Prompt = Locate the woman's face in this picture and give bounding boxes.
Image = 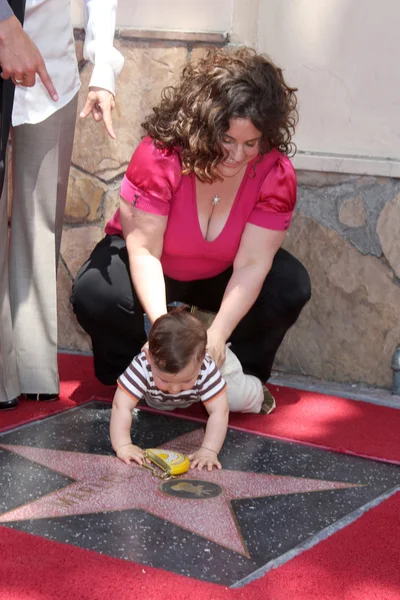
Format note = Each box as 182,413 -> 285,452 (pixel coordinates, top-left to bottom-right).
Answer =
216,118 -> 262,178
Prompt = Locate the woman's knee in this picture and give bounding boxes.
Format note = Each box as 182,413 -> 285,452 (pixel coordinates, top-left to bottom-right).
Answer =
290,258 -> 311,309
70,263 -> 112,326
70,236 -> 134,326
268,249 -> 311,312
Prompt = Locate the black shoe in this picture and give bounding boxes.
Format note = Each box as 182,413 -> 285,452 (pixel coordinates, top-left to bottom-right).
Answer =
0,397 -> 19,410
23,393 -> 59,402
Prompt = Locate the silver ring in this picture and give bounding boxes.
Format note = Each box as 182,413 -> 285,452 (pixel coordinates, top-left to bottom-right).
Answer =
14,78 -> 24,84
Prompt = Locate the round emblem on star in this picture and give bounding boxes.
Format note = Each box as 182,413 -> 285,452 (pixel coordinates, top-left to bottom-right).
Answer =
160,479 -> 223,499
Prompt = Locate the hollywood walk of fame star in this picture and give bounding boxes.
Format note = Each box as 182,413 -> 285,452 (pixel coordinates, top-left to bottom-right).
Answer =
0,429 -> 361,556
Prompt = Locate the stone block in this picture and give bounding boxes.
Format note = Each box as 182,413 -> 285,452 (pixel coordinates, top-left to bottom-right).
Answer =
72,42 -> 188,181
338,195 -> 367,228
61,225 -> 103,279
57,261 -> 91,352
103,187 -> 122,227
277,214 -> 400,388
190,47 -> 212,63
296,170 -> 357,188
377,193 -> 400,278
119,29 -> 227,44
65,167 -> 108,224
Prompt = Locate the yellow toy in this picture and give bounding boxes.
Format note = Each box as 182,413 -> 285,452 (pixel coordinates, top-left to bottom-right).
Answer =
143,448 -> 190,479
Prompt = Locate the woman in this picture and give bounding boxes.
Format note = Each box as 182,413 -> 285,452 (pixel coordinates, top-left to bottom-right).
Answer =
71,46 -> 311,390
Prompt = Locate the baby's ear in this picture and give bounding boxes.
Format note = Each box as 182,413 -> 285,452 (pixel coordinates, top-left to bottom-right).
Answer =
143,345 -> 151,363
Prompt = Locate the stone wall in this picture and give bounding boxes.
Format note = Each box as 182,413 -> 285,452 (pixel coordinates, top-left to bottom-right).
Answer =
275,172 -> 400,389
59,35 -> 400,389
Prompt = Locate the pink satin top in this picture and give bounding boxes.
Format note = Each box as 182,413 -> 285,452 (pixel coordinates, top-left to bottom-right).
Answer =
105,137 -> 296,281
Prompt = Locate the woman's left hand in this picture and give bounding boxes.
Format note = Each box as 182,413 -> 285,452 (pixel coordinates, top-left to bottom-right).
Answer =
206,326 -> 227,368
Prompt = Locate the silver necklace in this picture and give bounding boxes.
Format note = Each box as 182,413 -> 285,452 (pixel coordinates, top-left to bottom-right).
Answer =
205,194 -> 221,239
212,194 -> 221,206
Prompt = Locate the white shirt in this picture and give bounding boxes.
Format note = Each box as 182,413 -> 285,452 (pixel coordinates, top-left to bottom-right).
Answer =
12,0 -> 124,126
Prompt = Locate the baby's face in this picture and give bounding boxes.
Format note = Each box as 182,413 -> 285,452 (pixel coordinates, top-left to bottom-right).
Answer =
151,358 -> 202,395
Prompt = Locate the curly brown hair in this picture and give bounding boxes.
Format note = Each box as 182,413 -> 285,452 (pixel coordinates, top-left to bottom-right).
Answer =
142,46 -> 298,182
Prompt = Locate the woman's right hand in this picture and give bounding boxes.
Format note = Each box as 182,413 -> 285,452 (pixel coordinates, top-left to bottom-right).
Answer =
120,202 -> 169,326
116,443 -> 144,465
206,325 -> 227,368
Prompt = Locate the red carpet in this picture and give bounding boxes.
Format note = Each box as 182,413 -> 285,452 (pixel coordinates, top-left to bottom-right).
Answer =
1,353 -> 400,600
1,354 -> 400,465
0,354 -> 115,433
1,491 -> 399,600
158,386 -> 400,465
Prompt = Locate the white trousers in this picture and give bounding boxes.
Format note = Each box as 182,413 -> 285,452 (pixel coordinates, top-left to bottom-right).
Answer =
220,346 -> 264,414
0,94 -> 78,403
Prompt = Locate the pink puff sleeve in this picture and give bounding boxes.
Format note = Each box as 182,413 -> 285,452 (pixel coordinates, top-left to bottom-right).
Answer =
120,137 -> 182,216
248,155 -> 296,231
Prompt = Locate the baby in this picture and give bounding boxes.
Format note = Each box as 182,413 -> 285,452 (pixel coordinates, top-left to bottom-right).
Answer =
110,310 -> 271,471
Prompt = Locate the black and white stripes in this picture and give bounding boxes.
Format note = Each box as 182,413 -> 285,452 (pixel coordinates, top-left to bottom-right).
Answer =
117,352 -> 226,410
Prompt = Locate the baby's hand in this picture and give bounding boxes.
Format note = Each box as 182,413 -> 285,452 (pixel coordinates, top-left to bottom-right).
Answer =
116,443 -> 144,465
189,447 -> 222,471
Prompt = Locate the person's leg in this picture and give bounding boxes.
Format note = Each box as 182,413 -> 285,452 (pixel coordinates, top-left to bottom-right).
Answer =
71,235 -> 145,384
0,3 -> 25,407
9,94 -> 78,395
220,347 -> 264,413
183,249 -> 311,382
71,235 -> 195,384
0,146 -> 20,406
229,248 -> 311,381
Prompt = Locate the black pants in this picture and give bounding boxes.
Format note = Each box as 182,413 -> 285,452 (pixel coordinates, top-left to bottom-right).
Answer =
71,234 -> 311,385
0,0 -> 26,194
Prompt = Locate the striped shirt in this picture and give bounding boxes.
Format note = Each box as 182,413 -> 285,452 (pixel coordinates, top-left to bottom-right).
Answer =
117,352 -> 226,410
